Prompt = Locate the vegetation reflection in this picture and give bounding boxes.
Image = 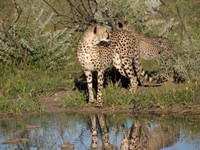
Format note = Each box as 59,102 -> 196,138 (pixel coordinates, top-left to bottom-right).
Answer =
1,114 -> 200,150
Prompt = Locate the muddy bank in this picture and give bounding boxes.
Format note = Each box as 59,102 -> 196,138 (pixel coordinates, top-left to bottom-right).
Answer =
42,104 -> 200,118
1,103 -> 200,121
39,82 -> 200,118
1,81 -> 200,120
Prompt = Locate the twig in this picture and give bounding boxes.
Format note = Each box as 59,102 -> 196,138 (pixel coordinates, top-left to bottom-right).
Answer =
43,0 -> 60,15
80,0 -> 91,18
93,0 -> 98,17
174,1 -> 194,54
66,0 -> 86,20
152,7 -> 168,22
10,0 -> 22,30
87,0 -> 93,16
66,0 -> 84,23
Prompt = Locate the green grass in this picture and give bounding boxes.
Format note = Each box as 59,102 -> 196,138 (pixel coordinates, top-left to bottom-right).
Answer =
62,90 -> 86,107
0,66 -> 199,117
105,82 -> 199,108
62,81 -> 200,110
1,0 -> 200,117
0,66 -> 78,116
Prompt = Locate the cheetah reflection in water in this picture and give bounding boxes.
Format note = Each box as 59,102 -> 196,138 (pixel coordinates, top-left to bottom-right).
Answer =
90,114 -> 179,150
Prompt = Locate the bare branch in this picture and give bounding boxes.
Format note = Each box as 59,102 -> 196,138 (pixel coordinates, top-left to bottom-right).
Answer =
80,0 -> 91,18
42,0 -> 82,29
174,1 -> 194,53
10,0 -> 22,30
152,7 -> 168,22
66,0 -> 86,25
43,0 -> 60,15
87,0 -> 93,16
66,0 -> 86,19
93,0 -> 98,17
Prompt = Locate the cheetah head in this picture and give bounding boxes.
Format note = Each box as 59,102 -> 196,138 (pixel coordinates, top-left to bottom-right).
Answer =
84,24 -> 111,46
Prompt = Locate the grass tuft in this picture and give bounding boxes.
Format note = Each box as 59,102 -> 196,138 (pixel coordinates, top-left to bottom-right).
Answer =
62,90 -> 86,107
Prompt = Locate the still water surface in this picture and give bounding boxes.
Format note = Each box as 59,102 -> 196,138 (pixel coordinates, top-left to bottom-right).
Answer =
0,113 -> 200,150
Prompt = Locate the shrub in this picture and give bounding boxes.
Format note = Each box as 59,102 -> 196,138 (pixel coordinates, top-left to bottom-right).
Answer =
0,0 -> 76,70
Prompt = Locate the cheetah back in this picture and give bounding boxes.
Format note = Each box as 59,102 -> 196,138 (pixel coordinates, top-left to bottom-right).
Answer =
110,29 -> 141,92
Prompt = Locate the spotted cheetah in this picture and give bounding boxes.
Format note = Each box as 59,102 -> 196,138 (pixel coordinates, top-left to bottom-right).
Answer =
90,114 -> 117,150
110,24 -> 152,92
77,24 -> 112,107
120,121 -> 149,150
117,20 -> 172,60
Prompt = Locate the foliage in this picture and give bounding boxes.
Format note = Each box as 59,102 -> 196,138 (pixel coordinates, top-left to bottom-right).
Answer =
95,0 -> 200,82
63,81 -> 200,109
0,95 -> 43,116
0,66 -> 72,115
62,90 -> 85,107
0,0 -> 200,116
1,0 -> 200,79
0,0 -> 77,70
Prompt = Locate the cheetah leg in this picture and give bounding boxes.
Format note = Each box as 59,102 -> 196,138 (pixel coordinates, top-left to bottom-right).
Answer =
120,133 -> 129,150
96,70 -> 104,107
112,53 -> 127,77
113,63 -> 127,77
122,58 -> 138,92
129,123 -> 141,150
98,114 -> 111,149
85,70 -> 95,103
133,55 -> 152,82
91,115 -> 98,149
129,121 -> 149,150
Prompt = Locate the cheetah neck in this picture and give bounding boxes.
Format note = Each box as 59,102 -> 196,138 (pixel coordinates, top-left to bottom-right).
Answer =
78,38 -> 94,49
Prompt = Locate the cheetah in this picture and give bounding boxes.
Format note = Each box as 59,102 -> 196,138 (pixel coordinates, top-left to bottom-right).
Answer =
109,24 -> 152,92
117,20 -> 172,60
116,20 -> 172,83
90,114 -> 115,150
120,121 -> 149,150
77,24 -> 112,107
120,120 -> 179,150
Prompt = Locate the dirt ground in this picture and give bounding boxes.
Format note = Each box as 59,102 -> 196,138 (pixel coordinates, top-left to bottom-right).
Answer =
39,81 -> 200,118
1,81 -> 199,120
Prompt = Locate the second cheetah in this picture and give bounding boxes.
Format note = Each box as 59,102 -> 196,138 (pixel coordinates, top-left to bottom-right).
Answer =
109,24 -> 152,92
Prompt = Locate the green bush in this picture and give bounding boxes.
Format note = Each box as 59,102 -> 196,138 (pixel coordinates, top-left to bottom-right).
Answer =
95,0 -> 200,82
0,0 -> 77,71
1,0 -> 200,80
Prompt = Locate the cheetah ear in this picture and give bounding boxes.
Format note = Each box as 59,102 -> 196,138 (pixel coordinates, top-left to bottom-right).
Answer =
123,20 -> 129,25
93,26 -> 97,34
118,21 -> 123,28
